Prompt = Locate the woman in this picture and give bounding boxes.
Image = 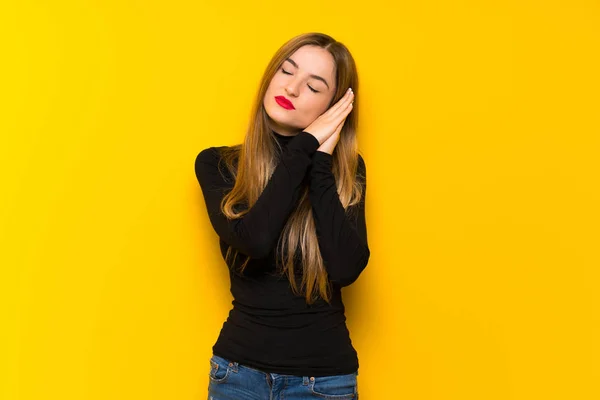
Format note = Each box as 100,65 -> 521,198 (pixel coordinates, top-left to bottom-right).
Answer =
195,32 -> 369,400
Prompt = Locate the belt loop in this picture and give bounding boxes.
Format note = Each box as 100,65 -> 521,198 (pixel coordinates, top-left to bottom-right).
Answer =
303,376 -> 309,385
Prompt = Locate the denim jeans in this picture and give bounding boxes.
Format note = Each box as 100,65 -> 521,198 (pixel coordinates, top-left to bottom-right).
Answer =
208,354 -> 359,399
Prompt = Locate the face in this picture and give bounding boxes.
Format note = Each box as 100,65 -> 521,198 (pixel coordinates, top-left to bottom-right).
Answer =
263,45 -> 337,136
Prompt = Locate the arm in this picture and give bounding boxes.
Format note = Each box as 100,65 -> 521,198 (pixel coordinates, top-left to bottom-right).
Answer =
194,131 -> 320,259
308,151 -> 370,287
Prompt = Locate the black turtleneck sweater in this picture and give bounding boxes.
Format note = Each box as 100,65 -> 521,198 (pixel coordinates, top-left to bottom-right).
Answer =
194,129 -> 369,377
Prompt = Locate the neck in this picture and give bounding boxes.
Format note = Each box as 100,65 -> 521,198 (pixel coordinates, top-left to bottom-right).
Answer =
268,120 -> 301,137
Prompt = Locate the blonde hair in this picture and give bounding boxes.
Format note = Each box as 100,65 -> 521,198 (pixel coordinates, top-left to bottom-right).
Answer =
218,32 -> 365,304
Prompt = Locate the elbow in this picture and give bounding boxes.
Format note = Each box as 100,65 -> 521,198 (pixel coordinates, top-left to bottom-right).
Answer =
329,246 -> 370,287
226,221 -> 274,259
231,242 -> 271,260
245,243 -> 272,259
240,232 -> 274,260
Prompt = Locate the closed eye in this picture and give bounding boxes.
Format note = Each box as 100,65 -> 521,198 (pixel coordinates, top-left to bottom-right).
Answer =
281,68 -> 319,93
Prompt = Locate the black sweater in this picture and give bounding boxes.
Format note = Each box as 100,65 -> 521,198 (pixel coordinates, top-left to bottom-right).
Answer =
194,129 -> 369,377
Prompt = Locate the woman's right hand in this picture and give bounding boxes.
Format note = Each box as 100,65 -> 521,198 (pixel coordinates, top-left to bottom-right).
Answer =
303,88 -> 354,145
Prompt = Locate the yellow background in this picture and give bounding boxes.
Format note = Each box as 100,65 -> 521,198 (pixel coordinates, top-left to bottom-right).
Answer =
1,1 -> 599,399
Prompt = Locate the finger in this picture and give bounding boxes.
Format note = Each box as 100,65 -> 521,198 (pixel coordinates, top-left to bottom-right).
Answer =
329,95 -> 354,125
334,116 -> 346,134
327,89 -> 354,117
336,89 -> 354,111
345,99 -> 354,114
332,96 -> 354,124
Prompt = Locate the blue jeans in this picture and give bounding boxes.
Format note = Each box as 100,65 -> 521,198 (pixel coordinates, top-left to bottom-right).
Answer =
208,354 -> 359,399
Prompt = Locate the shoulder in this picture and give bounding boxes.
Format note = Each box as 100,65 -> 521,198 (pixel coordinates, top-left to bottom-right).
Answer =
195,146 -> 235,173
357,153 -> 367,174
357,153 -> 366,167
355,153 -> 367,189
195,146 -> 226,165
194,146 -> 228,181
194,146 -> 238,186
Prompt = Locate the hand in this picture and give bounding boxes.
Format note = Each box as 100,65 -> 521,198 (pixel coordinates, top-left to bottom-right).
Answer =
303,88 -> 354,145
317,116 -> 346,155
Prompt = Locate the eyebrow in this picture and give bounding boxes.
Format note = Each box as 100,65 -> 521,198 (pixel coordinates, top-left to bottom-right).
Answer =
284,58 -> 330,90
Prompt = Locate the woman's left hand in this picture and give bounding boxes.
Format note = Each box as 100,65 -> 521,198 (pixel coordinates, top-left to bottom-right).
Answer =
316,116 -> 345,155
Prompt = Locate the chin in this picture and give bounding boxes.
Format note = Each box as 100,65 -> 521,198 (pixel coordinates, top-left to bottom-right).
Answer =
266,108 -> 293,128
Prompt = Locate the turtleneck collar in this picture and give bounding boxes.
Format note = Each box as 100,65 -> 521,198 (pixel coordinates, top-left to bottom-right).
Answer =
272,129 -> 298,145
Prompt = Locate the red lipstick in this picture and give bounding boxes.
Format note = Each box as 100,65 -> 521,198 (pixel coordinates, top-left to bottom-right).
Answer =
275,96 -> 295,110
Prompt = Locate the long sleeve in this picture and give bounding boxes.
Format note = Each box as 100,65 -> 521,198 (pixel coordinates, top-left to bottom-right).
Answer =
194,131 -> 320,259
308,151 -> 370,287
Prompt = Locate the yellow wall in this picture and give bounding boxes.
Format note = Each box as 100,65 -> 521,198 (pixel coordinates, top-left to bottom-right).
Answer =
1,1 -> 598,399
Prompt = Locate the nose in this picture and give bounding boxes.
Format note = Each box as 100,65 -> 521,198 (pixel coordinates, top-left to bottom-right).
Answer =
285,79 -> 301,97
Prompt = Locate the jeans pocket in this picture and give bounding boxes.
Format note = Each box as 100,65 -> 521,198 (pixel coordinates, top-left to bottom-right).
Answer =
309,372 -> 357,398
208,355 -> 232,384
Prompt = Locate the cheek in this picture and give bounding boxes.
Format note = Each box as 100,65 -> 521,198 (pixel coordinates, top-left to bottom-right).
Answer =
292,101 -> 326,127
305,98 -> 330,118
266,74 -> 283,91
264,85 -> 278,106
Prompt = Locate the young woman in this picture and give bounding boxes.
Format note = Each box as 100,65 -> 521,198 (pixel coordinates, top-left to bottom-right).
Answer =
195,32 -> 369,400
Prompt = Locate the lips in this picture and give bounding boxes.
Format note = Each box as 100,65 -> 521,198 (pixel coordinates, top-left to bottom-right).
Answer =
275,96 -> 295,110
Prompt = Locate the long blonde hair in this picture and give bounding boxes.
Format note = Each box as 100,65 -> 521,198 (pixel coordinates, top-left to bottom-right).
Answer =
218,32 -> 365,304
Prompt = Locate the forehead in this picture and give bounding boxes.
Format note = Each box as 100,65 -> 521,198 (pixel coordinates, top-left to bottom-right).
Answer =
287,45 -> 336,82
